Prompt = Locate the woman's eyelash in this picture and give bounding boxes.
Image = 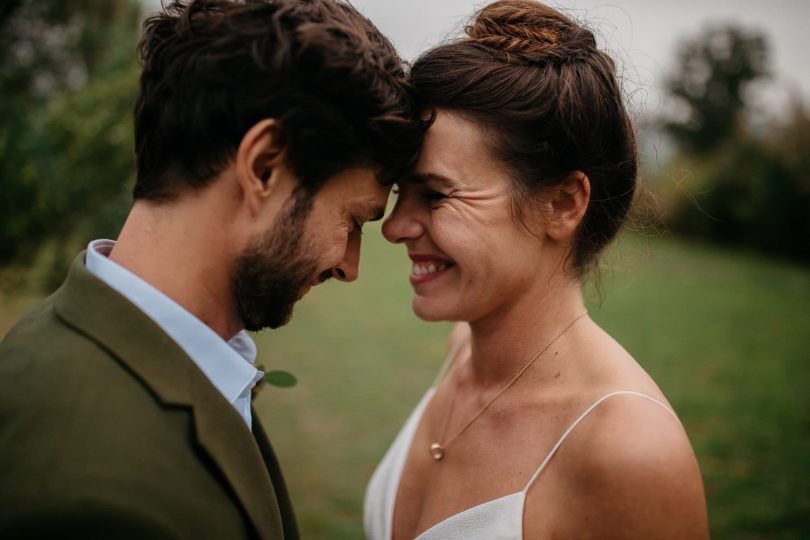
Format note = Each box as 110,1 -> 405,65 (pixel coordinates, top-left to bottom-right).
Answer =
422,189 -> 446,202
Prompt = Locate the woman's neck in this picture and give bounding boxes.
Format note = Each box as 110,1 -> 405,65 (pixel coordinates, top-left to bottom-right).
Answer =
466,273 -> 587,389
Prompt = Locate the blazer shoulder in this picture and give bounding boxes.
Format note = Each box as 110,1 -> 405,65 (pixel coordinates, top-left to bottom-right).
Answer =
0,290 -> 116,384
0,300 -> 256,540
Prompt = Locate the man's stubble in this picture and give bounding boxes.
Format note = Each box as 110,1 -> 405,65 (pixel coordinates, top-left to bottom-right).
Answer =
231,188 -> 330,331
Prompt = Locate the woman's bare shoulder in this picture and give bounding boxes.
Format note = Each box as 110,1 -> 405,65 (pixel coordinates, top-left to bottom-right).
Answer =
532,391 -> 709,539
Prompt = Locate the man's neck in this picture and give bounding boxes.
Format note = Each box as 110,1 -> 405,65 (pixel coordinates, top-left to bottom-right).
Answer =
109,198 -> 242,340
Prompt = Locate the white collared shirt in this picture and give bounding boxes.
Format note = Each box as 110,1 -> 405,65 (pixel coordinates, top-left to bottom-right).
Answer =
85,239 -> 263,429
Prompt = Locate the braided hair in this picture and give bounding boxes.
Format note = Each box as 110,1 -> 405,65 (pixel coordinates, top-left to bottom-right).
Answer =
412,0 -> 637,276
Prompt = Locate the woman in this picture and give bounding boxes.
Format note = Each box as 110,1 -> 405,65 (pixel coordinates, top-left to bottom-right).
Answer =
364,1 -> 709,539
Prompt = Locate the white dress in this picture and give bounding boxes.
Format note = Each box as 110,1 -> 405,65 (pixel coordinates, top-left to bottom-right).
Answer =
364,389 -> 678,540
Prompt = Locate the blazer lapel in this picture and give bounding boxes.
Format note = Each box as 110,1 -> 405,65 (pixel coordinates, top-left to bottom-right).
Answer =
253,414 -> 299,540
54,253 -> 285,539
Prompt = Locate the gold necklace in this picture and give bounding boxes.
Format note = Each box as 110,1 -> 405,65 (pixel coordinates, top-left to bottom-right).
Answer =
429,311 -> 588,461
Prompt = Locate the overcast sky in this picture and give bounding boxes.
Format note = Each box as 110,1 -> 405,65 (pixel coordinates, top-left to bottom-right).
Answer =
349,0 -> 810,118
143,0 -> 810,117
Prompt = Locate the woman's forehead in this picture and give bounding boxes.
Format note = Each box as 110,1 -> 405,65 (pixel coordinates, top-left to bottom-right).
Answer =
414,112 -> 501,185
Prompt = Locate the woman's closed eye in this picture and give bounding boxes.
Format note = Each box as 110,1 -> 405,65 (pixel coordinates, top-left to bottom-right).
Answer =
421,188 -> 447,206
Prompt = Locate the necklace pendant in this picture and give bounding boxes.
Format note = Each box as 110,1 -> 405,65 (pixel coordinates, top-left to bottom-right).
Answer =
430,443 -> 445,461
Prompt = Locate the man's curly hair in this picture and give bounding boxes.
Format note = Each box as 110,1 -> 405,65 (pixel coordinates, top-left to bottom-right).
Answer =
133,0 -> 423,201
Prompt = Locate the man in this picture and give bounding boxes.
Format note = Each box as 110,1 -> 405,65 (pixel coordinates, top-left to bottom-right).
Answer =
0,0 -> 422,538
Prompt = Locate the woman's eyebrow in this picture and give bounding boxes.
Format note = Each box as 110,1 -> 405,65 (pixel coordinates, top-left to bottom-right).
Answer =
403,172 -> 457,188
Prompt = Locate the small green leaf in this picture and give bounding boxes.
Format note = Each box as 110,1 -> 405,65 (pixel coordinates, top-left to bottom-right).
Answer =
263,370 -> 298,388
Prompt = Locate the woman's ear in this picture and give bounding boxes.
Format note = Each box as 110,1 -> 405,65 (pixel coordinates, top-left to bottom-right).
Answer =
235,118 -> 286,216
546,171 -> 590,241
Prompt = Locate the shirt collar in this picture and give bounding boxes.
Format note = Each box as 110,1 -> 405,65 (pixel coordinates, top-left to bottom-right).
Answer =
85,239 -> 262,406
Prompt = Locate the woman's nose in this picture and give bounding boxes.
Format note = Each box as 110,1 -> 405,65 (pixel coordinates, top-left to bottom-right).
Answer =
382,196 -> 423,244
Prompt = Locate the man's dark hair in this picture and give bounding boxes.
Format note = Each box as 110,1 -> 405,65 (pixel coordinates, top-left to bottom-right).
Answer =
134,0 -> 423,201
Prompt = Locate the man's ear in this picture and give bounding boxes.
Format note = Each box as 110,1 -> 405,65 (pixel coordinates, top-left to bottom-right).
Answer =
546,171 -> 590,241
235,118 -> 285,216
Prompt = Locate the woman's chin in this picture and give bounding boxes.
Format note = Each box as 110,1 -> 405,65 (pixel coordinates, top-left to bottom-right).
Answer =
412,296 -> 455,322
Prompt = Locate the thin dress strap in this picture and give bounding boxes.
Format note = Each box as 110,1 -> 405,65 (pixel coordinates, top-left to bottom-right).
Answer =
522,390 -> 680,492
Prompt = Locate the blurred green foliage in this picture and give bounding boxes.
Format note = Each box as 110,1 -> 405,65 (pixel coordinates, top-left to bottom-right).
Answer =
0,0 -> 141,287
662,102 -> 810,262
657,24 -> 810,262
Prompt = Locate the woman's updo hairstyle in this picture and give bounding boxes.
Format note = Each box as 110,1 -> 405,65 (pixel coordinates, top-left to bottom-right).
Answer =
411,0 -> 637,275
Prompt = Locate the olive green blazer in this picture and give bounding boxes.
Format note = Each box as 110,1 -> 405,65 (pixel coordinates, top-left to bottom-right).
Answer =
0,254 -> 298,539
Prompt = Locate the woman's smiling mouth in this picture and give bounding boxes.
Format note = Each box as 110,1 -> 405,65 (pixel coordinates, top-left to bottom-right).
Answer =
409,254 -> 455,285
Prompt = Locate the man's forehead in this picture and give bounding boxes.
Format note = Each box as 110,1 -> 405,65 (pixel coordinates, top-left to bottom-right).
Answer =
327,165 -> 389,214
341,184 -> 385,211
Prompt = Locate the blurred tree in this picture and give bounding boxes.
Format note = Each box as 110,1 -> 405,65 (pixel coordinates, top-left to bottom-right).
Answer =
0,0 -> 141,285
662,25 -> 769,155
656,24 -> 810,262
666,99 -> 810,262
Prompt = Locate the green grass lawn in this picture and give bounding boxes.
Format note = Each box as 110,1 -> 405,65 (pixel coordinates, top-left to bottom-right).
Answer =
252,227 -> 810,539
2,228 -> 808,538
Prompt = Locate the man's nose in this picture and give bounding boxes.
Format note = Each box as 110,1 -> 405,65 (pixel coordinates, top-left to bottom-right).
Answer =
332,231 -> 361,282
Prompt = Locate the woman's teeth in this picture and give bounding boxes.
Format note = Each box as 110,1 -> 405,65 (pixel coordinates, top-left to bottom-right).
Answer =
412,261 -> 450,276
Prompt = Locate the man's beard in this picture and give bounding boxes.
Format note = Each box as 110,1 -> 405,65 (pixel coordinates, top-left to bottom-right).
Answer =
231,189 -> 328,331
